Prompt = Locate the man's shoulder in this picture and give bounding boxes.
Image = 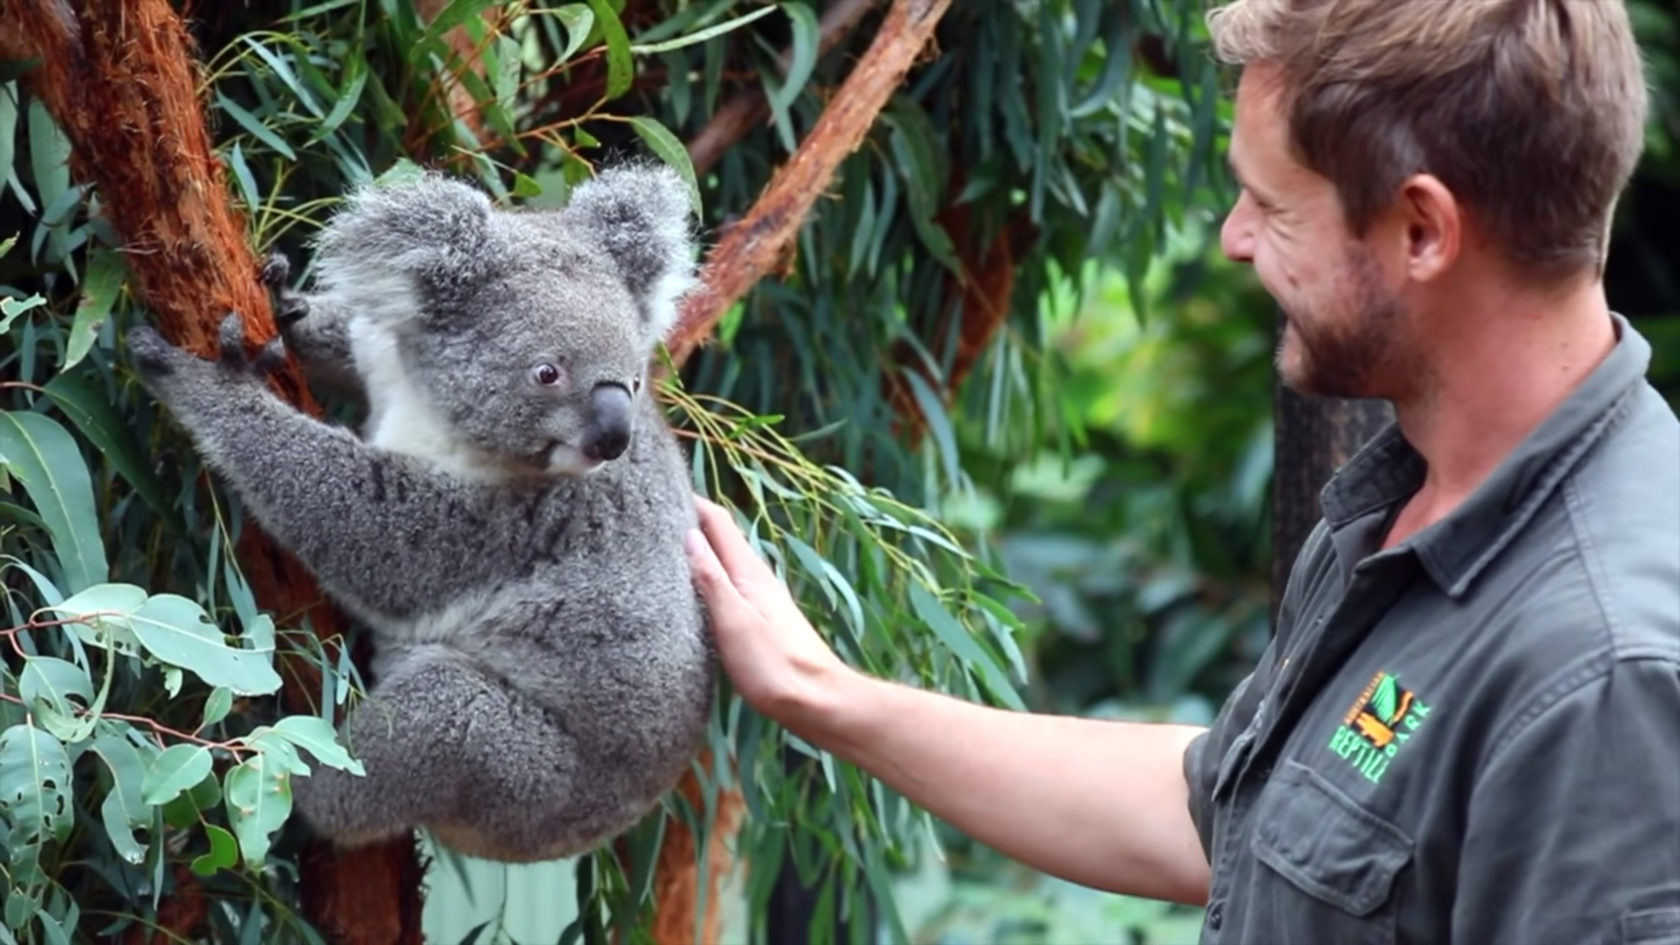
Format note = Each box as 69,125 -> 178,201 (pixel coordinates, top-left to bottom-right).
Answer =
1558,381 -> 1679,656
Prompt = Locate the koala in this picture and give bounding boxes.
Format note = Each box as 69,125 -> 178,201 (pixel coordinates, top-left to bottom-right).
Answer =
126,163 -> 716,863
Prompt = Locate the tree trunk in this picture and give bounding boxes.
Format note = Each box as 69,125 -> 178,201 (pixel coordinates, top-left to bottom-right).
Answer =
1269,309 -> 1394,617
0,2 -> 426,942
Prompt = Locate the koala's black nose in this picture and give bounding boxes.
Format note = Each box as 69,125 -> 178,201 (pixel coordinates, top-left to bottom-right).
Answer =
583,382 -> 633,461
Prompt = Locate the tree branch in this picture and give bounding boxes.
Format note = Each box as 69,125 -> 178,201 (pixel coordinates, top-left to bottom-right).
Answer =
0,2 -> 424,943
686,0 -> 882,178
668,0 -> 954,368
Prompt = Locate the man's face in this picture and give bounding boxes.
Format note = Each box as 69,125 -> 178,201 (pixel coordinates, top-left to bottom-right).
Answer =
1220,65 -> 1417,400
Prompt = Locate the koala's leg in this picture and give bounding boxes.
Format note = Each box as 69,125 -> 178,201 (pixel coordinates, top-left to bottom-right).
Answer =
262,252 -> 365,404
128,314 -> 499,620
291,655 -> 512,846
293,653 -> 583,861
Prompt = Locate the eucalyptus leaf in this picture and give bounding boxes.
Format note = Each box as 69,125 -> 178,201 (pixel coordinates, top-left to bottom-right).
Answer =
161,770 -> 223,829
767,3 -> 818,120
263,715 -> 364,775
142,744 -> 213,807
224,756 -> 292,865
0,410 -> 108,593
585,0 -> 632,99
45,582 -> 148,656
625,117 -> 702,216
191,824 -> 240,877
554,4 -> 595,63
61,244 -> 125,372
908,584 -> 1024,711
41,371 -> 173,518
202,687 -> 234,728
628,5 -> 775,54
128,594 -> 283,696
0,723 -> 73,848
92,733 -> 152,865
18,657 -> 94,742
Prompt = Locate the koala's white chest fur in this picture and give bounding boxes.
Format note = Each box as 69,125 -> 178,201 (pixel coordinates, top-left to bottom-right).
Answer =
348,318 -> 508,481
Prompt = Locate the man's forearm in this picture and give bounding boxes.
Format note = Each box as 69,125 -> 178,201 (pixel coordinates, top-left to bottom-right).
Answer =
798,669 -> 1212,905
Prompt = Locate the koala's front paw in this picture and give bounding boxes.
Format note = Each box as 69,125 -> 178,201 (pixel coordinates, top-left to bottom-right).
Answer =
126,325 -> 190,382
128,313 -> 285,407
261,251 -> 310,328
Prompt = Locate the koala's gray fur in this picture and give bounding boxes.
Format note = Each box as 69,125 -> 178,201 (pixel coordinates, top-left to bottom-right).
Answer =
127,163 -> 716,862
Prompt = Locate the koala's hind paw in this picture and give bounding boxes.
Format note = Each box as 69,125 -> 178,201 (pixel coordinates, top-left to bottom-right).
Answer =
260,251 -> 310,326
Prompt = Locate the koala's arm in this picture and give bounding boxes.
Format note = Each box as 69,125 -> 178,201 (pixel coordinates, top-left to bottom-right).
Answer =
262,253 -> 364,405
128,314 -> 506,623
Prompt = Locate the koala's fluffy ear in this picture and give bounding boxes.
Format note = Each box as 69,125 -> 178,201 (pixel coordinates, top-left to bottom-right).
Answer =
563,162 -> 698,343
311,173 -> 495,321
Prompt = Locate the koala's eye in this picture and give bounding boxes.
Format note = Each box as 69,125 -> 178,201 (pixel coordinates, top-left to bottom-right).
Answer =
531,363 -> 564,387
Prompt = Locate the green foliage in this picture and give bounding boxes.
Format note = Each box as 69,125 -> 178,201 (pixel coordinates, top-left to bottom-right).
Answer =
0,1 -> 1226,941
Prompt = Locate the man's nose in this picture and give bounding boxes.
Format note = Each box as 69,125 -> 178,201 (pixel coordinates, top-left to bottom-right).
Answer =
583,382 -> 633,461
1221,194 -> 1257,263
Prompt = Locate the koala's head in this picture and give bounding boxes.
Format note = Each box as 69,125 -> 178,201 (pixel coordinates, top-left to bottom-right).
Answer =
309,162 -> 698,476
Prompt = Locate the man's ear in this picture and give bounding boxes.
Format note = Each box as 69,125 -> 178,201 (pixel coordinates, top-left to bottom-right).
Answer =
1395,173 -> 1462,283
562,161 -> 698,344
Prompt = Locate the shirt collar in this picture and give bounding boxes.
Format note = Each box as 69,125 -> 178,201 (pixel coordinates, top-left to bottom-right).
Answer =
1319,311 -> 1653,598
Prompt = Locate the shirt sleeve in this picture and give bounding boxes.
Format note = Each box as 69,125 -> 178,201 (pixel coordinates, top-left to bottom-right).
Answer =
1182,672 -> 1253,856
1452,656 -> 1680,945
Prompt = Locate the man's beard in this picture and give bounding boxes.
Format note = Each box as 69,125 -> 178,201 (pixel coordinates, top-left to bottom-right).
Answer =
1277,246 -> 1409,400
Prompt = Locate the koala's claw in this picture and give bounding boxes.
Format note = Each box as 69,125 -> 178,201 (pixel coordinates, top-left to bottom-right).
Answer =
262,252 -> 311,327
260,251 -> 292,290
217,312 -> 253,368
254,337 -> 288,376
276,293 -> 309,326
210,311 -> 287,378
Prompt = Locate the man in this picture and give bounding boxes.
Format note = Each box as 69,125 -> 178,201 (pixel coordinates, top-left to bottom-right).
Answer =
682,1 -> 1680,941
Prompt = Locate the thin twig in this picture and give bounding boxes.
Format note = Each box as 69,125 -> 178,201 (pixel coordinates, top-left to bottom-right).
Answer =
0,693 -> 250,758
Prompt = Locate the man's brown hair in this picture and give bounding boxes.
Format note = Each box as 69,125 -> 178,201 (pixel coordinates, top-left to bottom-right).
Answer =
1206,0 -> 1649,282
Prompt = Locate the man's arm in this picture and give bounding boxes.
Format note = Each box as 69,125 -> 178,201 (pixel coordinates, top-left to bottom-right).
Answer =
1452,656 -> 1680,944
815,672 -> 1211,903
683,496 -> 1211,905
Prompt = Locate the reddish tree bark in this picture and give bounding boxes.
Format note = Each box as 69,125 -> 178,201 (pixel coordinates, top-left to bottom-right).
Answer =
668,0 -> 957,366
0,2 -> 424,943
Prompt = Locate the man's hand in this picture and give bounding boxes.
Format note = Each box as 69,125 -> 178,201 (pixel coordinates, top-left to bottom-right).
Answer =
681,492 -> 1211,905
683,495 -> 852,732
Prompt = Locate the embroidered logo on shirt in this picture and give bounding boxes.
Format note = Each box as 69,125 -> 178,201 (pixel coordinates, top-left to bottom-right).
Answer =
1327,670 -> 1431,784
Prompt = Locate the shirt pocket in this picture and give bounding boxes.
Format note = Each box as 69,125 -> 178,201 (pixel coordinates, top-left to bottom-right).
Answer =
1249,760 -> 1412,944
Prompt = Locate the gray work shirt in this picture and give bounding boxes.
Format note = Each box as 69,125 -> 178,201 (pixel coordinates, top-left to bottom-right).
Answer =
1184,313 -> 1680,945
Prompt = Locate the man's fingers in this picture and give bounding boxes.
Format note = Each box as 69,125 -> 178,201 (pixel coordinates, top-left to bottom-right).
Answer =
684,526 -> 742,603
692,495 -> 779,589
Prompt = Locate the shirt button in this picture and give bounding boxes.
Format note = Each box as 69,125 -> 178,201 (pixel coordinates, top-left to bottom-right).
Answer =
1208,900 -> 1224,930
